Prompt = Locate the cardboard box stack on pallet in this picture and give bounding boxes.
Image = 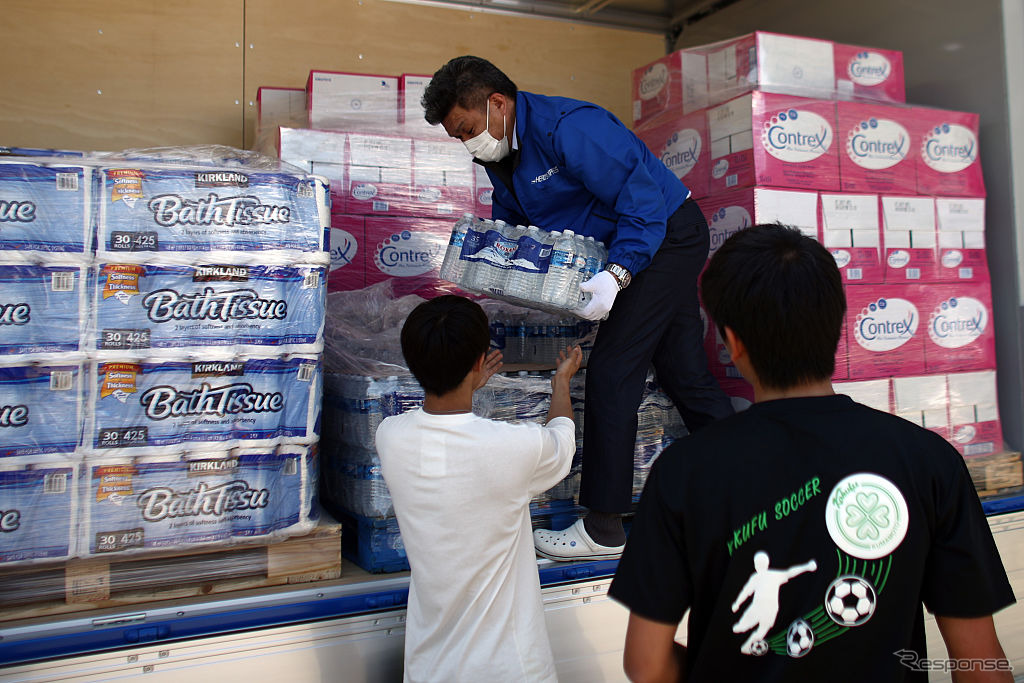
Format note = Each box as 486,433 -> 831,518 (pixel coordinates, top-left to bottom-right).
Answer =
0,148 -> 336,617
632,31 -> 1022,496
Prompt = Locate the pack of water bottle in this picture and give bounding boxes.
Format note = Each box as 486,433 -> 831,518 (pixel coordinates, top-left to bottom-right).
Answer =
439,213 -> 608,314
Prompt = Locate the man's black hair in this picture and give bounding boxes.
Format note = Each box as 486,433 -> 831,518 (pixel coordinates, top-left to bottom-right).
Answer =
700,224 -> 846,390
400,295 -> 491,396
421,56 -> 518,126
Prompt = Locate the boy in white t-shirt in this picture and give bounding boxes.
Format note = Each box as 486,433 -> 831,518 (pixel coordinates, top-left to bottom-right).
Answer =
375,295 -> 581,683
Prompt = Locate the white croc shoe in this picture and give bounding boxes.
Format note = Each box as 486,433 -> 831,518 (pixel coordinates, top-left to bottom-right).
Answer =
533,519 -> 625,561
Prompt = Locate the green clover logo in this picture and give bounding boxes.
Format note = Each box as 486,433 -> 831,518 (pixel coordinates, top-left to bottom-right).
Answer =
845,492 -> 891,540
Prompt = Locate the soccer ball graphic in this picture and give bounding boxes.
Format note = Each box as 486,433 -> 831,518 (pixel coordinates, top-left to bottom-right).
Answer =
825,575 -> 877,626
786,619 -> 815,658
750,640 -> 769,656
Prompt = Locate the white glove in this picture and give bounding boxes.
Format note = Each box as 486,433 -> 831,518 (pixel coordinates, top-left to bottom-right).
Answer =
574,270 -> 619,321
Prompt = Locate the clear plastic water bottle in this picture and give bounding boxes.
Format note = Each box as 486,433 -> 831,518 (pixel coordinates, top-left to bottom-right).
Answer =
439,212 -> 475,284
582,235 -> 600,283
541,229 -> 578,309
462,218 -> 496,293
505,224 -> 547,304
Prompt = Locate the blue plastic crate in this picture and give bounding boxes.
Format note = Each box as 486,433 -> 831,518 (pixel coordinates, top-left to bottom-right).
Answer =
331,506 -> 409,574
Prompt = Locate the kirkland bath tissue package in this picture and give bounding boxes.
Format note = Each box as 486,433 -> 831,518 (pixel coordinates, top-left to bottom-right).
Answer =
80,446 -> 316,556
92,262 -> 326,355
0,457 -> 79,565
85,354 -> 321,454
95,166 -> 330,262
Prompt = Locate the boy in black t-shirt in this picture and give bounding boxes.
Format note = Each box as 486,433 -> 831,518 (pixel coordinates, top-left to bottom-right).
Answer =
609,224 -> 1015,682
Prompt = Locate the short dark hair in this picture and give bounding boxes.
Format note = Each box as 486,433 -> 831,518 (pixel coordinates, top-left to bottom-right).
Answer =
700,224 -> 846,390
400,295 -> 491,396
421,56 -> 518,125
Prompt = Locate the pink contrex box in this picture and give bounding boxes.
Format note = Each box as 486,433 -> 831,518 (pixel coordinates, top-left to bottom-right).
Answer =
892,374 -> 950,441
327,214 -> 365,292
307,70 -> 399,131
364,215 -> 453,298
700,186 -> 819,261
833,377 -> 892,414
935,197 -> 989,282
343,133 -> 414,217
833,43 -> 906,103
707,92 -> 839,195
635,110 -> 710,200
837,101 -> 916,194
947,370 -> 1004,456
921,281 -> 996,373
631,50 -> 710,128
820,193 -> 884,284
473,164 -> 493,219
846,283 -> 926,379
912,107 -> 986,197
411,138 -> 475,218
881,196 -> 938,283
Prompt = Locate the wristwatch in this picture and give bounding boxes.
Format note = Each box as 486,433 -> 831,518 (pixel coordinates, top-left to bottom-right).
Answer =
605,263 -> 632,290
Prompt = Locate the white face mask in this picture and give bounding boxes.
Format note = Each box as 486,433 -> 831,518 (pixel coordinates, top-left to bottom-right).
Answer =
464,101 -> 509,162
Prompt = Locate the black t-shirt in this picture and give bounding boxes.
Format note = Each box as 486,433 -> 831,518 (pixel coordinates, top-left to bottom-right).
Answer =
609,395 -> 1014,682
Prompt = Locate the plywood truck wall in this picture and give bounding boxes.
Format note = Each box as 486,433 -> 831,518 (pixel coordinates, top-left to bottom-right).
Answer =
0,0 -> 663,151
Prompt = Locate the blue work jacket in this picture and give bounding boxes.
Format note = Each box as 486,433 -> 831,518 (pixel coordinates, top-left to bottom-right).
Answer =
478,91 -> 689,275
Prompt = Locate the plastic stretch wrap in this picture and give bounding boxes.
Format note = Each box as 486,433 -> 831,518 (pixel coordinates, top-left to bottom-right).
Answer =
0,146 -> 326,580
632,31 -> 906,128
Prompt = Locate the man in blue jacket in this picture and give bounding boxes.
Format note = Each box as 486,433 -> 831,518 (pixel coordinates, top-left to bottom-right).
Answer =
422,56 -> 733,559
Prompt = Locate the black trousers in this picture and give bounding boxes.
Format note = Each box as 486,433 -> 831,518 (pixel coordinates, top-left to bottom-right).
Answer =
580,197 -> 734,514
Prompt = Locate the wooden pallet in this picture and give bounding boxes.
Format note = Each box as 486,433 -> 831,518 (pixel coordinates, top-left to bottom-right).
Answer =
0,520 -> 341,622
967,450 -> 1024,498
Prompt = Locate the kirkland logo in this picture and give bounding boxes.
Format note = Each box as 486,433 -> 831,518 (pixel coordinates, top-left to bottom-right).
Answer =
846,118 -> 909,170
639,63 -> 669,100
854,298 -> 918,352
761,109 -> 834,163
922,123 -> 978,173
848,52 -> 892,86
661,129 -> 701,179
928,296 -> 987,349
195,172 -> 249,188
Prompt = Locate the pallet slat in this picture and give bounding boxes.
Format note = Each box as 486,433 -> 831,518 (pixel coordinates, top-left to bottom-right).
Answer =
0,521 -> 341,622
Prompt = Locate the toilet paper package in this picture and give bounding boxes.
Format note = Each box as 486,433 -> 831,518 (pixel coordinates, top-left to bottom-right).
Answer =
92,262 -> 326,355
0,263 -> 88,356
846,284 -> 926,380
0,162 -> 92,258
0,457 -> 79,565
0,360 -> 84,458
85,354 -> 321,455
922,282 -> 996,373
947,370 -> 1003,456
80,446 -> 316,556
95,166 -> 330,262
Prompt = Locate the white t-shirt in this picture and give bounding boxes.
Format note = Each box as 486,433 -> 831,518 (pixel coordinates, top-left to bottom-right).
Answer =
375,409 -> 576,683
